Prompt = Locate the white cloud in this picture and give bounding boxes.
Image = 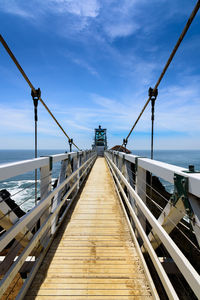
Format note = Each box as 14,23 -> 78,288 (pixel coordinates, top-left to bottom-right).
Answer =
155,82 -> 200,133
64,120 -> 93,132
99,0 -> 141,39
0,0 -> 33,18
50,0 -> 100,18
0,0 -> 199,150
0,0 -> 100,18
0,0 -> 193,42
0,106 -> 61,136
71,58 -> 99,77
1,79 -> 200,149
0,0 -> 144,38
104,23 -> 139,39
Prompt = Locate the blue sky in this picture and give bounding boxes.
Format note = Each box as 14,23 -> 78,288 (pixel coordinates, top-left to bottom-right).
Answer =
0,0 -> 200,150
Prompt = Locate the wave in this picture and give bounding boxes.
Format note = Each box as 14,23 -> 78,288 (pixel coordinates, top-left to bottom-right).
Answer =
0,178 -> 57,212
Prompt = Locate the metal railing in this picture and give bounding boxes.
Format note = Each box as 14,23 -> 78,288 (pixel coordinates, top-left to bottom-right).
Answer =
105,150 -> 200,300
0,150 -> 96,299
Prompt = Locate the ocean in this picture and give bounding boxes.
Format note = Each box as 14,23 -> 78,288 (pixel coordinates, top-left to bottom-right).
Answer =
0,149 -> 199,212
132,150 -> 200,169
0,150 -> 65,212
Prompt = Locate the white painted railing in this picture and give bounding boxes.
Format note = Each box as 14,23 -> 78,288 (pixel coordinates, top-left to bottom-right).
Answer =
107,150 -> 200,198
105,150 -> 200,300
0,150 -> 97,299
106,150 -> 200,246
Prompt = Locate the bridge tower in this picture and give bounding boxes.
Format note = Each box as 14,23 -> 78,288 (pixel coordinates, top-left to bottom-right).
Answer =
93,125 -> 107,156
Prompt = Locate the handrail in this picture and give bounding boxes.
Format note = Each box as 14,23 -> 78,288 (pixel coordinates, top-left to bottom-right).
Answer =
106,155 -> 178,300
0,152 -> 96,253
108,150 -> 200,198
0,150 -> 93,181
0,153 -> 96,298
105,152 -> 200,299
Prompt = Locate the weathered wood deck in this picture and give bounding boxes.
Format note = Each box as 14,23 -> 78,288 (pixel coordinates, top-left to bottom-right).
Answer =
25,157 -> 153,299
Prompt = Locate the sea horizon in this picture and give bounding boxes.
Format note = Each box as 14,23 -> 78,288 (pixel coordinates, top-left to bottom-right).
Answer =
0,149 -> 200,167
0,149 -> 199,212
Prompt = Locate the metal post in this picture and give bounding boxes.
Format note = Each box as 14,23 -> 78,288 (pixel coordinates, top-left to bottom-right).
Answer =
149,87 -> 158,200
148,87 -> 158,160
151,98 -> 155,160
31,88 -> 41,205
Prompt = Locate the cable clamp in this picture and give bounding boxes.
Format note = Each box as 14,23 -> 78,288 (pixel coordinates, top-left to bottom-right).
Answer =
149,87 -> 158,121
69,138 -> 73,152
31,88 -> 41,122
123,138 -> 128,147
69,138 -> 73,145
31,88 -> 41,106
148,87 -> 158,101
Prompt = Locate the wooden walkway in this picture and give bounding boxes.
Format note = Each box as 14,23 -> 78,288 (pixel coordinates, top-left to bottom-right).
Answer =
25,157 -> 153,299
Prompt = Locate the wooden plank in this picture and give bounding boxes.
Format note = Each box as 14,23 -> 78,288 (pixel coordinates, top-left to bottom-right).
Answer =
25,158 -> 153,299
0,210 -> 32,249
31,283 -> 150,290
26,289 -> 151,296
42,261 -> 140,266
32,278 -> 150,284
25,296 -> 153,300
1,273 -> 23,300
0,240 -> 21,275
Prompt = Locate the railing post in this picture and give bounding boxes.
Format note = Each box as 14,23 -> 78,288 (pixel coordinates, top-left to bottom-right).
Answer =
116,152 -> 119,168
77,152 -> 80,190
51,156 -> 70,234
121,156 -> 136,228
111,151 -> 114,163
72,153 -> 79,195
136,161 -> 147,231
79,152 -> 83,184
83,151 -> 86,164
39,156 -> 52,239
86,151 -> 89,175
40,157 -> 52,213
115,153 -> 118,166
40,157 -> 52,200
118,154 -> 123,172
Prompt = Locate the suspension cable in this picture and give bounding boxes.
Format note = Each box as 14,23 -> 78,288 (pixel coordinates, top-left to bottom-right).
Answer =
0,34 -> 80,151
125,0 -> 200,143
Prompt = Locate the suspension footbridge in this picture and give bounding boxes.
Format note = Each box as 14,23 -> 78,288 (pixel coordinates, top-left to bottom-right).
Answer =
0,1 -> 200,299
